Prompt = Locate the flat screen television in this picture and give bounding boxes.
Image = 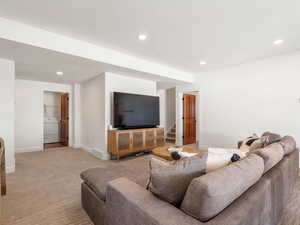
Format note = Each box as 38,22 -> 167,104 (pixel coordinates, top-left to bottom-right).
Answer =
113,92 -> 160,129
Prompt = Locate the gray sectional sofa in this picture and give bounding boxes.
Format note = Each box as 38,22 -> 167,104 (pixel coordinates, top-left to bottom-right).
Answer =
81,137 -> 299,225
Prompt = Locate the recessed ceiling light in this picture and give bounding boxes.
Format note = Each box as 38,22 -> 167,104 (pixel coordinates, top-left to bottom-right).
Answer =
56,71 -> 64,76
200,61 -> 207,66
138,34 -> 147,41
273,39 -> 284,46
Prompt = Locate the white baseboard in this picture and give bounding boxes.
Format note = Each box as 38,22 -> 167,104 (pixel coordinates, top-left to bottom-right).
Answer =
81,146 -> 110,160
72,144 -> 81,148
81,145 -> 92,152
6,164 -> 15,173
16,146 -> 43,153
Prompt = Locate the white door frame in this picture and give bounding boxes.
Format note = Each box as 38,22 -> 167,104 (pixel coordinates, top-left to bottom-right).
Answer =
175,88 -> 200,146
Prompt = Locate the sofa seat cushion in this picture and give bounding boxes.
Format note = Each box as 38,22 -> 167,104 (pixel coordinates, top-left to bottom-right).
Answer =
81,166 -> 127,201
81,165 -> 148,201
253,143 -> 284,173
180,154 -> 264,222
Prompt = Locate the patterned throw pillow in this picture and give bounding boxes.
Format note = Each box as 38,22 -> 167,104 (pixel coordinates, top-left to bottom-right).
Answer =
238,134 -> 263,153
261,132 -> 282,147
149,156 -> 171,169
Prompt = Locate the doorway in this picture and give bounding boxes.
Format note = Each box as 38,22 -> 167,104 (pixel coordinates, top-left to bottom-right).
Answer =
183,94 -> 196,145
43,91 -> 69,149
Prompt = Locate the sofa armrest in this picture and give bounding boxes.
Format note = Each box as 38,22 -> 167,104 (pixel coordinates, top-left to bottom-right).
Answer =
105,177 -> 202,225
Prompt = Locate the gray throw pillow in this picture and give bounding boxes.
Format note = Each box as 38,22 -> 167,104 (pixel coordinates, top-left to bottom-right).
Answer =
148,153 -> 207,206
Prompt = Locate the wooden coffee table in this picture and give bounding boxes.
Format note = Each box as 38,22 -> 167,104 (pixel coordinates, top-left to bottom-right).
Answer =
152,145 -> 203,161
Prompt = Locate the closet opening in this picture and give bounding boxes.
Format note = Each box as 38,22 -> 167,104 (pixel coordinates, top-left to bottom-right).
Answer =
43,91 -> 69,149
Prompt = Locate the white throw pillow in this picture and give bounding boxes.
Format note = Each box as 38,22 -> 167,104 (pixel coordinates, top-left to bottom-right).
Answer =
206,151 -> 231,173
206,148 -> 247,173
150,156 -> 171,170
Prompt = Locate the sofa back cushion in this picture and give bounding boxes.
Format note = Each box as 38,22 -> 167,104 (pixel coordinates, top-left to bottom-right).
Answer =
148,153 -> 207,206
253,143 -> 284,173
180,154 -> 264,222
279,136 -> 296,155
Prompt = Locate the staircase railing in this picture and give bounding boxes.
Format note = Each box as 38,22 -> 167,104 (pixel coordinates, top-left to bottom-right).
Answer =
0,138 -> 6,196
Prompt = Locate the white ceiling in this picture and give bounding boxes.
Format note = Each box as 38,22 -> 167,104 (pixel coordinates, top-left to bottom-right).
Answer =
0,38 -> 186,87
1,0 -> 300,73
0,38 -> 108,83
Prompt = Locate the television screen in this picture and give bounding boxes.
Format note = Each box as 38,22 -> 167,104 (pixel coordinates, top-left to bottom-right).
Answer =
113,92 -> 160,129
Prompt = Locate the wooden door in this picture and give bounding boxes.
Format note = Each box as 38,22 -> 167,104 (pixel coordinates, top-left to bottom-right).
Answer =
0,138 -> 6,196
183,94 -> 196,145
60,93 -> 69,146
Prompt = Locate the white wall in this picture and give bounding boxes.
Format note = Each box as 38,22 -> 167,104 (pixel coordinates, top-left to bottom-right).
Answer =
80,72 -> 157,159
15,79 -> 72,152
157,89 -> 167,128
165,88 -> 176,131
44,91 -> 61,121
73,84 -> 81,148
80,74 -> 106,159
196,52 -> 300,152
105,72 -> 157,127
44,91 -> 61,106
0,58 -> 15,173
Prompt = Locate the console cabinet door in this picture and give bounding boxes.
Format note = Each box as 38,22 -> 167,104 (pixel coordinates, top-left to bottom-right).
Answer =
109,128 -> 165,159
116,132 -> 131,153
145,130 -> 155,148
156,128 -> 165,146
131,131 -> 145,151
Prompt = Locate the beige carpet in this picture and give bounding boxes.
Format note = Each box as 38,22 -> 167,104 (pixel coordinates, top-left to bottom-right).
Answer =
1,147 -> 150,225
1,147 -> 300,225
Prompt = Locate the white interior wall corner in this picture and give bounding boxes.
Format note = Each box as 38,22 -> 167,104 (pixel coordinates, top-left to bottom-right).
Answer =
194,52 -> 300,168
15,79 -> 72,153
73,83 -> 81,148
0,58 -> 15,173
80,73 -> 107,159
157,89 -> 167,129
176,91 -> 184,146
